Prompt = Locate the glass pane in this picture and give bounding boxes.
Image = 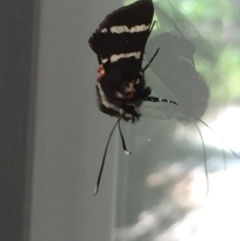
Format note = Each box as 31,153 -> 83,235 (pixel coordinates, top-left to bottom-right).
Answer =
114,1 -> 240,241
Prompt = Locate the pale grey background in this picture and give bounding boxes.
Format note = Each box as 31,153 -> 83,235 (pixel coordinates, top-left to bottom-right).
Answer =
0,1 -> 36,240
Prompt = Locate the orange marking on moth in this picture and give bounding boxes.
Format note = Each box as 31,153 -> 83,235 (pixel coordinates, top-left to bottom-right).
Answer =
97,65 -> 105,82
125,80 -> 135,99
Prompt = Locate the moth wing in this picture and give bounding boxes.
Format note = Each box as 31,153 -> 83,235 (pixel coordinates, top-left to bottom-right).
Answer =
88,0 -> 154,79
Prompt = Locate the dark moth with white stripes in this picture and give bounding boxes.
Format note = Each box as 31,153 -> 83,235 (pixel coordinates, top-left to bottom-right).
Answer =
88,0 -> 178,195
89,0 -> 177,123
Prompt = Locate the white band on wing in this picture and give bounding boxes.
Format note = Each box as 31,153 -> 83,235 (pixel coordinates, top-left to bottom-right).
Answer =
110,51 -> 141,63
97,83 -> 119,112
110,24 -> 149,34
101,58 -> 108,63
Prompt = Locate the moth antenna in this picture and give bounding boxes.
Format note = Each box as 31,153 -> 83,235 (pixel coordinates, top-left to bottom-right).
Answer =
149,20 -> 156,36
118,120 -> 131,155
144,96 -> 178,106
142,47 -> 160,73
94,118 -> 120,196
194,122 -> 209,197
198,118 -> 240,159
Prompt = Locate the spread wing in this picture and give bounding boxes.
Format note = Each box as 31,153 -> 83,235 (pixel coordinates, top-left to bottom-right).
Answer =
88,0 -> 154,80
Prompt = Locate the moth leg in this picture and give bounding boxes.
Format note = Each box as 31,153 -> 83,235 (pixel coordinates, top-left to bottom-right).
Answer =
145,96 -> 178,106
142,48 -> 160,73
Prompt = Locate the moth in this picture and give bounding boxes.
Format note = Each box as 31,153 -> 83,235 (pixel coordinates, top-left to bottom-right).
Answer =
88,0 -> 178,195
